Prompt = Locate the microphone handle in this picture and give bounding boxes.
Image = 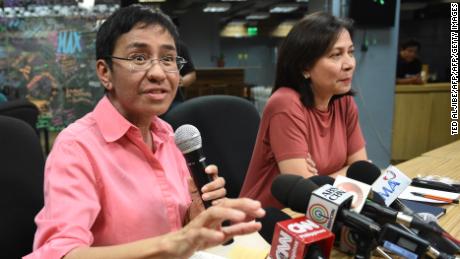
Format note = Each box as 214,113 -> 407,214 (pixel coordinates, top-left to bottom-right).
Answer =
185,149 -> 214,208
184,149 -> 234,245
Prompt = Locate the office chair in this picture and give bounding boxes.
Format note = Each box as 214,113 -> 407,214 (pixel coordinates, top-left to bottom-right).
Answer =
0,115 -> 45,258
163,95 -> 260,198
0,99 -> 39,132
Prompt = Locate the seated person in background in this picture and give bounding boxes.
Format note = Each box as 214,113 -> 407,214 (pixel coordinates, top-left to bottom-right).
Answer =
25,5 -> 264,259
240,12 -> 367,209
167,40 -> 196,111
396,39 -> 423,84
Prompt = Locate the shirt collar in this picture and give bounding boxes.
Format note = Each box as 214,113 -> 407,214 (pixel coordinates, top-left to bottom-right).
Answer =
93,96 -> 132,143
93,96 -> 172,146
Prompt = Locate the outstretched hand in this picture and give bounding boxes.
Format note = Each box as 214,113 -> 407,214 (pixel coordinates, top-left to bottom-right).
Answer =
166,198 -> 265,258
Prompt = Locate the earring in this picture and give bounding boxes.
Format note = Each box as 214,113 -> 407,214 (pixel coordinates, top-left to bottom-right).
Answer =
303,73 -> 310,79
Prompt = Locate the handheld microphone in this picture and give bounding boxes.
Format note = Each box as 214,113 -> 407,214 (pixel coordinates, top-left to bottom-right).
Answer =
175,124 -> 214,208
269,213 -> 334,259
175,124 -> 234,245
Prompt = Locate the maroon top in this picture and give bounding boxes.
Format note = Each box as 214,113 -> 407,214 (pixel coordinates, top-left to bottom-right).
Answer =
240,87 -> 365,209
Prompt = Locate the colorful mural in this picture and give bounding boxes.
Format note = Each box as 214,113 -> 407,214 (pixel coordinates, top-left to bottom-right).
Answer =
0,13 -> 108,130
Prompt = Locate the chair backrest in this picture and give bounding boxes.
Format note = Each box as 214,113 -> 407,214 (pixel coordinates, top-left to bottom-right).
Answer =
0,115 -> 44,258
163,95 -> 260,198
0,99 -> 39,132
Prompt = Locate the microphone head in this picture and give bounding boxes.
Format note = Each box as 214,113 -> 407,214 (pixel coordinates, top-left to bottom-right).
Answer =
308,175 -> 335,186
417,212 -> 438,224
368,191 -> 386,205
346,160 -> 381,185
257,207 -> 291,244
174,124 -> 202,154
271,174 -> 319,213
271,174 -> 303,206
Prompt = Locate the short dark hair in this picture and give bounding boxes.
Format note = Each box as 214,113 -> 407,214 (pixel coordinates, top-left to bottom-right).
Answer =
96,5 -> 179,70
273,12 -> 354,108
400,38 -> 421,50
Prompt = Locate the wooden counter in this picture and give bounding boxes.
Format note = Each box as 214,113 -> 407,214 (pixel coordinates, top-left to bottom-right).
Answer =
183,67 -> 247,99
392,82 -> 459,161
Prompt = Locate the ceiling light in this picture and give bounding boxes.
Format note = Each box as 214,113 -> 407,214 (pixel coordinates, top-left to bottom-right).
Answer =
203,3 -> 231,13
138,0 -> 166,2
271,20 -> 297,37
221,23 -> 247,38
246,12 -> 269,20
270,3 -> 299,13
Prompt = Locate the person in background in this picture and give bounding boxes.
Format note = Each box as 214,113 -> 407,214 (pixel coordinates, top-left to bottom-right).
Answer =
169,18 -> 196,111
240,12 -> 367,209
175,40 -> 196,102
396,39 -> 423,84
25,5 -> 264,259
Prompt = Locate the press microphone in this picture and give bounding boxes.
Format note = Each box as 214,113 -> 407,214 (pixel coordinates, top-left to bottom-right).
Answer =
175,124 -> 214,208
271,175 -> 380,234
257,207 -> 291,244
308,175 -> 335,186
371,165 -> 412,206
378,224 -> 457,259
267,210 -> 334,259
272,175 -> 382,258
346,161 -> 417,215
346,160 -> 381,184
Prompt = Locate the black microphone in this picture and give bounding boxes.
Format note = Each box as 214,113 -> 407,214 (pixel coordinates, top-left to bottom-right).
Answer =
271,175 -> 381,234
346,160 -> 381,184
346,161 -> 416,212
272,175 -> 381,258
308,175 -> 335,186
175,124 -> 214,208
271,174 -> 319,214
343,163 -> 442,234
174,124 -> 234,245
378,224 -> 457,259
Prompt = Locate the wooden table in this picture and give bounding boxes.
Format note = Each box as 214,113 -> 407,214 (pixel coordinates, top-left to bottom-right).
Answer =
207,141 -> 460,258
422,139 -> 460,159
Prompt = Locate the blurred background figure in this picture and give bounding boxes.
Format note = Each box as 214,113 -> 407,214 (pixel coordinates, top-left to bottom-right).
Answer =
396,38 -> 423,84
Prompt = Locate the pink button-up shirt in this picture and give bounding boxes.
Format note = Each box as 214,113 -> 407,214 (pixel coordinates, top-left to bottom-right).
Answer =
24,96 -> 192,259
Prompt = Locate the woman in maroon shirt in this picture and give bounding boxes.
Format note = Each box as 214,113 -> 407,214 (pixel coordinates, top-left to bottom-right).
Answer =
240,12 -> 368,209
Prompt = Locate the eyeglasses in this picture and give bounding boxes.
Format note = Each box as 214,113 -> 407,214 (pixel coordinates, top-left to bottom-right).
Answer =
108,55 -> 187,73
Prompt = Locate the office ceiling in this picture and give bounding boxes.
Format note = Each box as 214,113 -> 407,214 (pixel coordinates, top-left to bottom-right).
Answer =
2,0 -> 453,29
121,0 -> 310,26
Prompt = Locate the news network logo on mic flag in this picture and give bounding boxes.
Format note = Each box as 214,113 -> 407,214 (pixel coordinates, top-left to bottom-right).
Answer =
333,175 -> 372,213
269,216 -> 334,259
307,184 -> 353,230
371,165 -> 412,206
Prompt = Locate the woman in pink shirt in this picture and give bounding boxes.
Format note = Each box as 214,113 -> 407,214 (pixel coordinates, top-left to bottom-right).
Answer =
240,12 -> 368,209
25,5 -> 264,259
